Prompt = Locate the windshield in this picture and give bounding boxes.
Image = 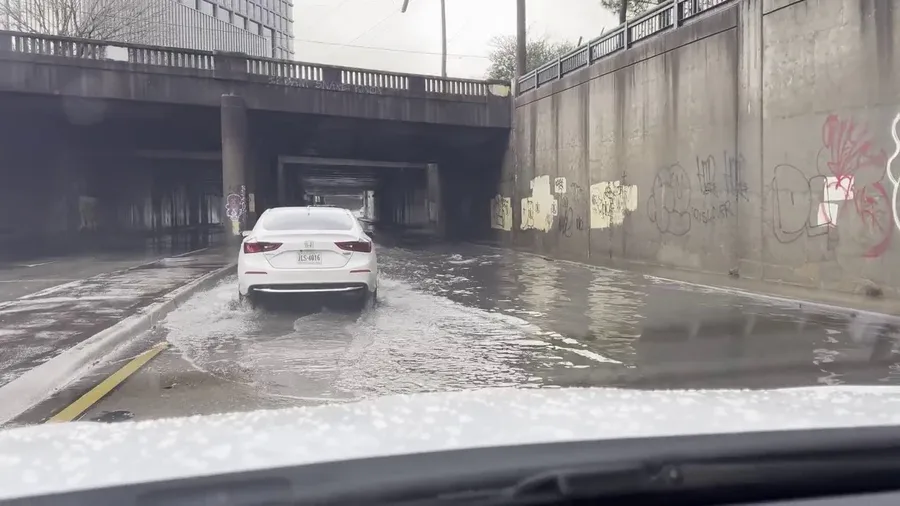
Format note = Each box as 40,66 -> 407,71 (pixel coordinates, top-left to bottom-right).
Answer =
259,208 -> 355,231
2,0 -> 898,500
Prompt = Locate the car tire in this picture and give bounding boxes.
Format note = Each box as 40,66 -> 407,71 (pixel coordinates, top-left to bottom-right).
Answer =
239,290 -> 258,309
355,289 -> 375,311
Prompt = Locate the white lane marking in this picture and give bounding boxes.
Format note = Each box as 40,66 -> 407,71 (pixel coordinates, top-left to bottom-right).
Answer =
0,279 -> 78,283
554,346 -> 623,364
17,279 -> 86,300
171,247 -> 210,258
16,261 -> 59,268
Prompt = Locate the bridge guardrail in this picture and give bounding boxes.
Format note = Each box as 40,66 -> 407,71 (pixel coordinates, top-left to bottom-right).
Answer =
517,0 -> 732,94
0,30 -> 508,99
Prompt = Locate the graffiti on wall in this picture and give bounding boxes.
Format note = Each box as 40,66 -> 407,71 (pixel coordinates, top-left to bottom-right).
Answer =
695,152 -> 750,202
520,175 -> 556,232
647,153 -> 741,236
647,163 -> 692,236
491,194 -> 513,231
517,175 -> 636,235
771,115 -> 892,258
225,185 -> 246,236
554,177 -> 567,194
887,113 -> 900,233
557,182 -> 586,237
268,76 -> 382,94
589,181 -> 638,229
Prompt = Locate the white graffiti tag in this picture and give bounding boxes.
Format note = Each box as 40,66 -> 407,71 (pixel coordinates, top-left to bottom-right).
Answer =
887,114 -> 900,233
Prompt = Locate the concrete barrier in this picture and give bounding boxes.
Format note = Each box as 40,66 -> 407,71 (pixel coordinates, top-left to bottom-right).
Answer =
498,0 -> 900,298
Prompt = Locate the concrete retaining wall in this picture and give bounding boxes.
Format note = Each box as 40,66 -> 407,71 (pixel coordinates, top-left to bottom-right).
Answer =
496,0 -> 900,297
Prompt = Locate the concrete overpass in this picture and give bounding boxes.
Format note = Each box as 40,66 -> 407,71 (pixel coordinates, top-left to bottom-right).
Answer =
0,30 -> 512,249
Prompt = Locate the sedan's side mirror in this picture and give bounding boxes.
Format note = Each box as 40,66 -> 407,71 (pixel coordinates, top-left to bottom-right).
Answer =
241,230 -> 251,237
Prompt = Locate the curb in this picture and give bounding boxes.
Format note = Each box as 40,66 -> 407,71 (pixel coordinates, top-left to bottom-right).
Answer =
0,262 -> 237,425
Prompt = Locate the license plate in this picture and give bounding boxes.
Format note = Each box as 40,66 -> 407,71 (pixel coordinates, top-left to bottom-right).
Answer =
298,252 -> 322,264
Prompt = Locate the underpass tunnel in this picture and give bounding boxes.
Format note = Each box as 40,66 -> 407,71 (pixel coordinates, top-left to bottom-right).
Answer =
275,158 -> 438,239
0,94 -> 509,253
0,98 -> 225,257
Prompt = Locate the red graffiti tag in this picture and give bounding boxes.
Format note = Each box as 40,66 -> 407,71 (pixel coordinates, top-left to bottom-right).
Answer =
820,115 -> 891,258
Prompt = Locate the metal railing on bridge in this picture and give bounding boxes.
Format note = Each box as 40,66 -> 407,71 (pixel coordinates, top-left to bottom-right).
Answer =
0,30 -> 508,99
517,0 -> 733,94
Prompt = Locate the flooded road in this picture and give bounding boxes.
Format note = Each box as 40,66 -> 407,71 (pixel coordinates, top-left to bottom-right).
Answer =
67,241 -> 900,422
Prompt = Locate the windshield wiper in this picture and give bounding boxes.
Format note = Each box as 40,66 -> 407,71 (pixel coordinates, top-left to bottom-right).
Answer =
427,453 -> 900,506
508,462 -> 680,500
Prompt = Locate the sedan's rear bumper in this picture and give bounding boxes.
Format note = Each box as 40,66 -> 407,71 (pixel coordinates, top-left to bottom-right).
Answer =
238,268 -> 377,296
250,282 -> 367,294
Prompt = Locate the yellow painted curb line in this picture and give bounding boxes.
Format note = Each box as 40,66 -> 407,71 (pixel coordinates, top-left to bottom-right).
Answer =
47,342 -> 169,423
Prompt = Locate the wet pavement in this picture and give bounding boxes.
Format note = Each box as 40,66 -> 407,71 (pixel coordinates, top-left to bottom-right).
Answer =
48,240 -> 900,424
0,249 -> 232,389
0,230 -> 221,304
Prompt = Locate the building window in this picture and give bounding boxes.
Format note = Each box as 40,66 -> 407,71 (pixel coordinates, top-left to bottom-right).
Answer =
199,0 -> 214,15
234,13 -> 246,29
247,20 -> 259,33
217,7 -> 231,21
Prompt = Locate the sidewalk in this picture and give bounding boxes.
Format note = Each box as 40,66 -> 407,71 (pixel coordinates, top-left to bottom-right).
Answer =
0,248 -> 235,389
476,241 -> 900,319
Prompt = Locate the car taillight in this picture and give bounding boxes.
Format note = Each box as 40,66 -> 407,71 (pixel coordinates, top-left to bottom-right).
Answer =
243,241 -> 281,254
335,240 -> 372,253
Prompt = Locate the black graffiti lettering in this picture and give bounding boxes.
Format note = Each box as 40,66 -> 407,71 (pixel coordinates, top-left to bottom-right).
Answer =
647,163 -> 692,236
554,178 -> 566,193
569,182 -> 586,198
592,182 -> 633,224
690,201 -> 732,224
491,195 -> 510,228
771,164 -> 832,244
724,151 -> 750,201
696,155 -> 718,196
558,196 -> 574,237
268,76 -> 382,94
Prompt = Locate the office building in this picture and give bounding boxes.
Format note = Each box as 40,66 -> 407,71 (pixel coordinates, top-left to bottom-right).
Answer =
181,0 -> 294,59
0,0 -> 294,59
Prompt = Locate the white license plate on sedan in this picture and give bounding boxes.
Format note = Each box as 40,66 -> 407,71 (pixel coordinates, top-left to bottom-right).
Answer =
298,252 -> 322,264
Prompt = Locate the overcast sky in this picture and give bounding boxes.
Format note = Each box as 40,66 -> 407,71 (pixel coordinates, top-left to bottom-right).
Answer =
292,0 -> 619,79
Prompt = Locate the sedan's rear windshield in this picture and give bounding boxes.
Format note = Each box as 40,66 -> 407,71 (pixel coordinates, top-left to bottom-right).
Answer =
261,209 -> 355,231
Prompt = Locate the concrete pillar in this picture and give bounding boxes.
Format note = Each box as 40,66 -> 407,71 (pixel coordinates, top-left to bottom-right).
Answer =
736,0 -> 764,279
221,94 -> 248,242
245,142 -> 261,227
426,163 -> 445,237
276,158 -> 286,206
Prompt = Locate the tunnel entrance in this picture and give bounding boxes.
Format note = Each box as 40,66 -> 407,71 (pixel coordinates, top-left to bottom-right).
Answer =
274,156 -> 441,239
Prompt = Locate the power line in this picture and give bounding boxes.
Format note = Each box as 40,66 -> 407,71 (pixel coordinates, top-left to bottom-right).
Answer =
1,12 -> 491,60
318,5 -> 399,60
294,37 -> 488,59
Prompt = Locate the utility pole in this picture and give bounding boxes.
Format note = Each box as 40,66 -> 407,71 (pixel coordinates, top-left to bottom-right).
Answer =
516,0 -> 526,80
400,0 -> 447,78
439,0 -> 447,78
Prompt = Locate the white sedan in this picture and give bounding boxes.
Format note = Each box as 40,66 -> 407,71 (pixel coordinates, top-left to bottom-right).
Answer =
238,206 -> 378,307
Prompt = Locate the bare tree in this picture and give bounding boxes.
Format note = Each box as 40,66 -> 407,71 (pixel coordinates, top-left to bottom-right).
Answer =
487,34 -> 576,82
600,0 -> 664,24
0,0 -> 164,43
